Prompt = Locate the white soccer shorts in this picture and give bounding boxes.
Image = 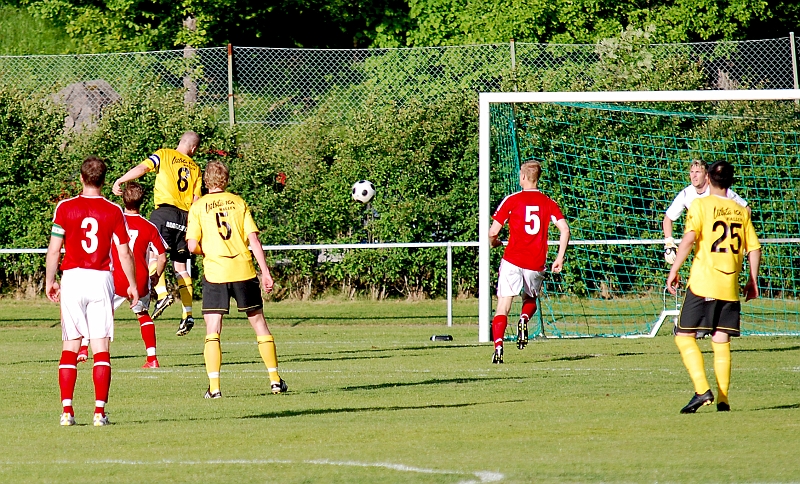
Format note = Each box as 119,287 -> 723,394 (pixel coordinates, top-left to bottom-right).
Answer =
60,268 -> 115,341
113,293 -> 151,314
496,259 -> 546,298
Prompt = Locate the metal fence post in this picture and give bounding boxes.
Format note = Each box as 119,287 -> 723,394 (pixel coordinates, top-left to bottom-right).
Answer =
227,44 -> 236,127
790,33 -> 800,105
447,242 -> 453,327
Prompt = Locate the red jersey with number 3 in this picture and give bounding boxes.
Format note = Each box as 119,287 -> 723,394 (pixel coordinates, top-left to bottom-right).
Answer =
492,189 -> 565,271
51,195 -> 130,272
112,213 -> 168,297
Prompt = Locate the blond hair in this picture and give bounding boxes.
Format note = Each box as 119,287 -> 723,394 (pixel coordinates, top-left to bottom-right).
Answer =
520,161 -> 542,184
204,160 -> 229,190
689,159 -> 708,172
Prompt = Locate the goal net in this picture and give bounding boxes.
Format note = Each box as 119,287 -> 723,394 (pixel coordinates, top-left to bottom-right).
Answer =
478,90 -> 800,342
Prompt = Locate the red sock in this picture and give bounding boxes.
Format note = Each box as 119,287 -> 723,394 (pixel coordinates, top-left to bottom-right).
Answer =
59,350 -> 78,415
138,314 -> 157,361
521,298 -> 537,321
492,315 -> 508,348
92,352 -> 111,415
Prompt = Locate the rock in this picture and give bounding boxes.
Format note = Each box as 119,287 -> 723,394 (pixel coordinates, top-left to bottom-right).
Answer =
52,79 -> 121,133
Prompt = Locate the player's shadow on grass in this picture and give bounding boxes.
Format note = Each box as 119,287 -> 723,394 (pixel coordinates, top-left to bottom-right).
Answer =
273,315 -> 475,327
735,345 -> 800,353
284,344 -> 478,363
338,376 -> 524,392
752,403 -> 800,411
243,399 -> 526,420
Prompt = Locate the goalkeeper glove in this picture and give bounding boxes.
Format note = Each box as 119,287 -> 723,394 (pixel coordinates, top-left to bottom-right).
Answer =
664,237 -> 677,264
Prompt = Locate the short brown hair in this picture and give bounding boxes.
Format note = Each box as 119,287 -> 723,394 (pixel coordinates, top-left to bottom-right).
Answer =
708,160 -> 735,189
520,161 -> 542,184
122,181 -> 145,211
81,156 -> 107,188
204,160 -> 229,190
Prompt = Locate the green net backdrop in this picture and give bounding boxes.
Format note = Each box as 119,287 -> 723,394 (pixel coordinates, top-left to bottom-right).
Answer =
491,100 -> 800,337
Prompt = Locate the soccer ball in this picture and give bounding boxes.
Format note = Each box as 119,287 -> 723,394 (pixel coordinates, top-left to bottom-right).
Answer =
351,180 -> 376,203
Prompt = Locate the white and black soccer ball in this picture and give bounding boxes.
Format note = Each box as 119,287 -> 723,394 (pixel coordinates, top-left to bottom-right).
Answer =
351,180 -> 376,203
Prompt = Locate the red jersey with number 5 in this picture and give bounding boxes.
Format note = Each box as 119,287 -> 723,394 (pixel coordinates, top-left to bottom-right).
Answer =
51,195 -> 130,272
492,189 -> 565,271
112,213 -> 168,297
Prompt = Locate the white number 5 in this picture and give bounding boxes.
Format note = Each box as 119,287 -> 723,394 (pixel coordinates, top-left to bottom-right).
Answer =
81,217 -> 99,254
525,206 -> 541,235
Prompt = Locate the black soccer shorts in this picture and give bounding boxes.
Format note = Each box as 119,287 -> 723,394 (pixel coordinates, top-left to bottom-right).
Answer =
149,205 -> 189,263
201,276 -> 264,315
677,287 -> 741,337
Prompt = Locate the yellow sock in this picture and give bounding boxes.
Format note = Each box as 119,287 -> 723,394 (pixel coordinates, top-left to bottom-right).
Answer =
257,334 -> 280,383
204,333 -> 222,393
675,335 -> 710,395
177,272 -> 193,318
153,271 -> 168,300
712,341 -> 731,404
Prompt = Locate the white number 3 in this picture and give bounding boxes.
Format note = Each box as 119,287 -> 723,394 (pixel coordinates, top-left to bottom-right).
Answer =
81,217 -> 99,254
525,206 -> 541,235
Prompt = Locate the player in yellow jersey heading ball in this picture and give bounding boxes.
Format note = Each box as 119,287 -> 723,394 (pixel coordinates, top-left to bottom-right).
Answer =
113,131 -> 202,337
667,160 -> 761,414
186,160 -> 287,398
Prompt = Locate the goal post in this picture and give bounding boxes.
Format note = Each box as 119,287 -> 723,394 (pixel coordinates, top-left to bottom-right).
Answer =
478,89 -> 800,343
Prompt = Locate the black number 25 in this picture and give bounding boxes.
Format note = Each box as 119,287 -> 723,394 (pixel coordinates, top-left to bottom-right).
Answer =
710,221 -> 742,254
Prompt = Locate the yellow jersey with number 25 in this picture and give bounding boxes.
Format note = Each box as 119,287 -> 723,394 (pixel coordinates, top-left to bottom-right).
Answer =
186,191 -> 260,283
143,148 -> 202,211
685,194 -> 761,301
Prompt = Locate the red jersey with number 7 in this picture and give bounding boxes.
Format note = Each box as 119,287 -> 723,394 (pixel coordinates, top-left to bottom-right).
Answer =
112,213 -> 168,297
492,189 -> 565,271
51,195 -> 130,272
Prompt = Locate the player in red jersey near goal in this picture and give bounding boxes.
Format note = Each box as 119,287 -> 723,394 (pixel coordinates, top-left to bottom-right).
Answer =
46,156 -> 139,427
488,161 -> 570,363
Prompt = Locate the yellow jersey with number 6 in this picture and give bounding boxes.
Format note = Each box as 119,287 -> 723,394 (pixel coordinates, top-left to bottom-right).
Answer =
685,194 -> 760,301
143,148 -> 202,211
186,191 -> 260,283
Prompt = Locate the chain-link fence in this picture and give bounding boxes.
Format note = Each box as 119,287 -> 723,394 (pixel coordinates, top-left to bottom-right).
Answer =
0,37 -> 797,148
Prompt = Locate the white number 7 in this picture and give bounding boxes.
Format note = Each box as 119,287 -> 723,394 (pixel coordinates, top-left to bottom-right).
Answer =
525,206 -> 541,235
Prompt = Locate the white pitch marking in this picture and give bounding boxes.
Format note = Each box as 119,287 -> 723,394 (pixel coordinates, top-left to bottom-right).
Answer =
66,458 -> 504,482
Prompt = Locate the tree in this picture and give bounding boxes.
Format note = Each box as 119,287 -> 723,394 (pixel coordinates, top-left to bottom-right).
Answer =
402,0 -> 777,46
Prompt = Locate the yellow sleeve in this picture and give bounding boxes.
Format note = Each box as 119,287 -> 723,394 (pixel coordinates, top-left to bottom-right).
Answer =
142,149 -> 164,173
684,201 -> 701,235
743,217 -> 761,253
186,204 -> 202,242
192,171 -> 202,200
243,204 -> 259,235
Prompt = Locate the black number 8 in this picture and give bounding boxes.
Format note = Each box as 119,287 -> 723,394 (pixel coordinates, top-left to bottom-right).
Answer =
177,167 -> 190,192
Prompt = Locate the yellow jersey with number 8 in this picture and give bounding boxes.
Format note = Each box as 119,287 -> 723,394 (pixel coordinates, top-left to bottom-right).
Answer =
143,148 -> 202,211
685,195 -> 761,301
186,191 -> 260,283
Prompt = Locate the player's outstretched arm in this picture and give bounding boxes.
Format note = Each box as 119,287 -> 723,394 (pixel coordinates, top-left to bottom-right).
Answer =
112,164 -> 149,196
744,249 -> 761,301
488,220 -> 504,248
248,232 -> 274,294
666,231 -> 696,294
116,243 -> 139,307
551,218 -> 570,273
45,235 -> 63,303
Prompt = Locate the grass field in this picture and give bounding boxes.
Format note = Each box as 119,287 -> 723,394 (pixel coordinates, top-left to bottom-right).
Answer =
0,297 -> 798,483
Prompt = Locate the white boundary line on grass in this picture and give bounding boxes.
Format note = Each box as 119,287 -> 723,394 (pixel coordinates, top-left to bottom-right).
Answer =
61,459 -> 502,483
